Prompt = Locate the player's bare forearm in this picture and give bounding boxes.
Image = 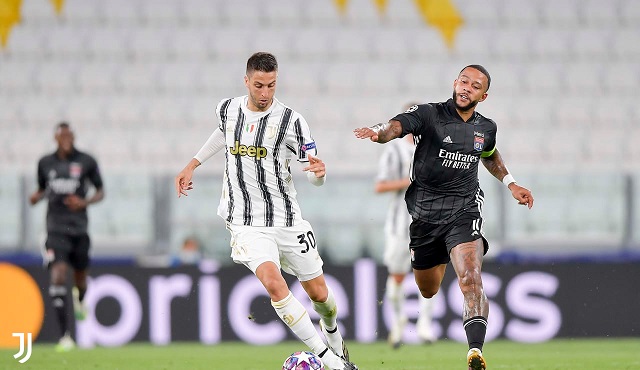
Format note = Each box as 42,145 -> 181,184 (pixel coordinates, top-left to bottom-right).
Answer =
29,190 -> 45,205
481,148 -> 509,182
375,178 -> 410,193
87,188 -> 104,205
482,149 -> 535,208
354,120 -> 403,143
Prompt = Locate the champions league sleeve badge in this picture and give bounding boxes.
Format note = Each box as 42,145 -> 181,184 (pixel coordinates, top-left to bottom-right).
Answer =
300,142 -> 316,152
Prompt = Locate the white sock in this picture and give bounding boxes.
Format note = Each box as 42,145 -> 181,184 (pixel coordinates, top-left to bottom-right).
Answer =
272,292 -> 327,354
417,293 -> 434,333
312,286 -> 338,331
386,277 -> 405,323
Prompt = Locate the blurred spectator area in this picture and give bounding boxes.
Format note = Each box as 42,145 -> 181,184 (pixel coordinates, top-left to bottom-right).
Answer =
1,0 -> 639,263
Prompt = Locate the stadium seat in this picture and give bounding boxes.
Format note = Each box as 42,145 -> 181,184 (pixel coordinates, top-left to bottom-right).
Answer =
500,0 -> 542,26
0,61 -> 38,94
603,62 -> 640,93
2,26 -> 48,58
456,0 -> 503,26
166,29 -> 213,61
65,97 -> 108,129
610,29 -> 640,61
406,28 -> 450,60
618,0 -> 640,26
33,62 -> 79,95
342,0 -> 383,25
45,25 -> 92,60
221,0 -> 267,29
102,0 -> 142,25
116,63 -> 162,93
529,29 -> 573,60
128,27 -> 173,61
554,96 -> 596,129
523,62 -> 565,94
139,0 -> 181,25
451,26 -> 497,63
261,0 -> 305,26
85,27 -> 131,61
563,62 -> 605,94
570,29 -> 613,61
327,28 -> 374,61
539,0 -> 582,26
63,0 -> 104,23
299,0 -> 343,26
75,63 -> 121,94
582,0 -> 621,25
104,98 -> 150,129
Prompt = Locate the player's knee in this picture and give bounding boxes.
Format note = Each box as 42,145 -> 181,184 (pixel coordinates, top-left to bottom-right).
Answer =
458,268 -> 482,293
262,277 -> 289,300
307,289 -> 328,303
419,286 -> 439,299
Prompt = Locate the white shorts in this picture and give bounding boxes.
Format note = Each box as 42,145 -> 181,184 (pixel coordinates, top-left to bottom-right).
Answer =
226,220 -> 324,282
383,233 -> 411,274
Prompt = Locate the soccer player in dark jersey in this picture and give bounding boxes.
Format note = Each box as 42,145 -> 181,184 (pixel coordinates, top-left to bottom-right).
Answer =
354,65 -> 533,370
29,122 -> 104,352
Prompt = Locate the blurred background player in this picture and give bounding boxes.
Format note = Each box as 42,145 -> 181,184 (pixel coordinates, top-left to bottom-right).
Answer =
172,236 -> 202,266
174,52 -> 357,370
29,122 -> 104,352
375,104 -> 436,348
355,65 -> 534,370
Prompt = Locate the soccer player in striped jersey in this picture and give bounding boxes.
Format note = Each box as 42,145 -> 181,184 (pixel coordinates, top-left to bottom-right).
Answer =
175,52 -> 357,370
375,110 -> 437,349
355,65 -> 534,370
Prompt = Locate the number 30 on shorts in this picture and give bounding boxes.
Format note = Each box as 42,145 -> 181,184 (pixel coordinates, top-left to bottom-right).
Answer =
297,231 -> 316,253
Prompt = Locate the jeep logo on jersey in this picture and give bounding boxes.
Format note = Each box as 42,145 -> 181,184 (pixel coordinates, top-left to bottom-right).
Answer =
229,141 -> 267,160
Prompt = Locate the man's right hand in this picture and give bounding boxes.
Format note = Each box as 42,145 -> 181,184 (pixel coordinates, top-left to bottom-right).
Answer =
29,190 -> 44,205
175,159 -> 201,197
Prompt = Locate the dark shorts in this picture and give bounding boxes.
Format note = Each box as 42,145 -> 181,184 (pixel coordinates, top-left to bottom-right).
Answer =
45,232 -> 91,270
409,212 -> 489,270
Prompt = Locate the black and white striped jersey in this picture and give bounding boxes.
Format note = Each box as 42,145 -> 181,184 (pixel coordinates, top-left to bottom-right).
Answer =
376,138 -> 415,236
393,99 -> 497,224
215,96 -> 318,227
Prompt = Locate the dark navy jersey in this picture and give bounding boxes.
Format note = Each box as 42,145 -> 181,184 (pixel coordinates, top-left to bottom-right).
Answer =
37,148 -> 103,235
392,99 -> 497,224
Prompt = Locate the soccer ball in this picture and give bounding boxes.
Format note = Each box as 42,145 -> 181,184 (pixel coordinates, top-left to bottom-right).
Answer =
282,351 -> 324,370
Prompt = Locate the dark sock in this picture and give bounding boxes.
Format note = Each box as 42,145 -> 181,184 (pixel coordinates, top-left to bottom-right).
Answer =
464,316 -> 487,351
77,286 -> 86,302
49,285 -> 68,336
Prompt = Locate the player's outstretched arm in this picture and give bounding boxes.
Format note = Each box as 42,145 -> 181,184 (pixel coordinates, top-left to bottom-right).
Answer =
481,148 -> 534,209
175,158 -> 200,197
354,120 -> 403,143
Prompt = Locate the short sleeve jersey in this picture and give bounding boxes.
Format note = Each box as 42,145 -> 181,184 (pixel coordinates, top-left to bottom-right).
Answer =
37,149 -> 103,235
376,138 -> 415,236
392,99 -> 497,224
215,96 -> 318,227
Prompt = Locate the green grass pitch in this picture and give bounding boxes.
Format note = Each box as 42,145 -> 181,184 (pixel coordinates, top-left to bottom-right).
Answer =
1,339 -> 638,369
